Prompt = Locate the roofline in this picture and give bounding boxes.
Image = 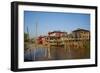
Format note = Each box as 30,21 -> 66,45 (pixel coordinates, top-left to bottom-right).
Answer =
72,29 -> 90,32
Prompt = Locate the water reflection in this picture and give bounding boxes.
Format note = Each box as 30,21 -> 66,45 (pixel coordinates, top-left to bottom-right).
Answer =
24,48 -> 48,61
24,47 -> 90,62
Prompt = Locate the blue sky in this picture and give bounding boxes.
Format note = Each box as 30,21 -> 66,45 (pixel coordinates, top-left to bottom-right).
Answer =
24,11 -> 90,38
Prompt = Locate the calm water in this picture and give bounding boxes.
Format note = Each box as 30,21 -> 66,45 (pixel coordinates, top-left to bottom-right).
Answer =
24,47 -> 89,62
24,48 -> 48,61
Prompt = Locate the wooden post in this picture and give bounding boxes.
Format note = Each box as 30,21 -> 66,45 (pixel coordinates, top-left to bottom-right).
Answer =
47,37 -> 51,59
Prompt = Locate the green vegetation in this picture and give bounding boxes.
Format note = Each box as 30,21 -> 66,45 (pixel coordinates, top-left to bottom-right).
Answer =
24,33 -> 29,42
24,33 -> 30,52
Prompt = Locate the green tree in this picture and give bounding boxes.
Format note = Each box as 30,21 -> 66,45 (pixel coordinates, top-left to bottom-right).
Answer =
24,33 -> 29,42
24,33 -> 29,52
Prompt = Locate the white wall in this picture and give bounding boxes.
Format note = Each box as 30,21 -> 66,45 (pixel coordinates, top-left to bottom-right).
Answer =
0,0 -> 99,73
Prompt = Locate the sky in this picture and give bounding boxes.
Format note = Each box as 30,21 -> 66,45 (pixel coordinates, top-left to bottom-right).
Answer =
24,11 -> 90,38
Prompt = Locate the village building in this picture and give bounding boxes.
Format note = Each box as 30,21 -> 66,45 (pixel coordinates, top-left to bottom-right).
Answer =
72,28 -> 90,40
48,31 -> 67,37
37,28 -> 90,46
